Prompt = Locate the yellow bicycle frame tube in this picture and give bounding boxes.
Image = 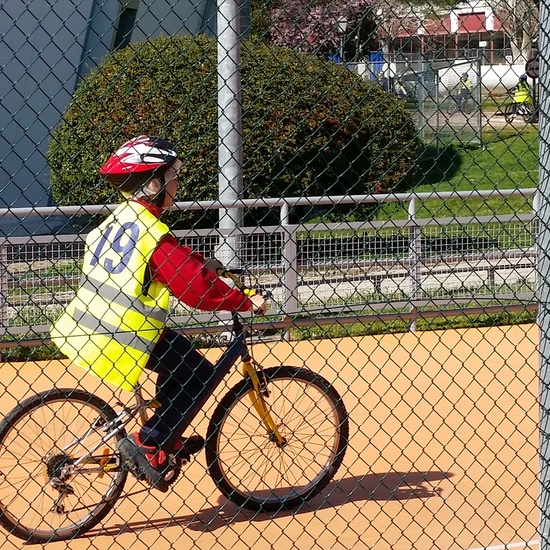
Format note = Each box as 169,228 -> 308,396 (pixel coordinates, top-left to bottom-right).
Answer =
242,360 -> 286,446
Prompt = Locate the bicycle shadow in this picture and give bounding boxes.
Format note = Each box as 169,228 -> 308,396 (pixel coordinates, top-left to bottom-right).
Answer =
87,470 -> 450,538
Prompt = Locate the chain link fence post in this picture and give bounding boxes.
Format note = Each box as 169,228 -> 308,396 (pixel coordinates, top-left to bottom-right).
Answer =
408,197 -> 422,331
0,240 -> 7,341
539,1 -> 550,547
216,0 -> 243,267
280,202 -> 298,341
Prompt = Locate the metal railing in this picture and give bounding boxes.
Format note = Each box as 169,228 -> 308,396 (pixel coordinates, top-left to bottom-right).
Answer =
0,188 -> 539,341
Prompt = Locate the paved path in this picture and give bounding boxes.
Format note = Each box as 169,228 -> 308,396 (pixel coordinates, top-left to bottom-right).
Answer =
0,324 -> 540,550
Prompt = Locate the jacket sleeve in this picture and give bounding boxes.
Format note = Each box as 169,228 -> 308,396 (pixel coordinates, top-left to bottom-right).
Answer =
149,234 -> 253,312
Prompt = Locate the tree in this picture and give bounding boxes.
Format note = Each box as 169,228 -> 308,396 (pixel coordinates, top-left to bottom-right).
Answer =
371,0 -> 424,58
488,0 -> 538,63
48,35 -> 421,227
269,0 -> 378,59
268,0 -> 433,62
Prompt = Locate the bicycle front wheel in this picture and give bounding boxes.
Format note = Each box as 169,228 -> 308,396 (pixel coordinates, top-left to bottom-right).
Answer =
521,103 -> 534,122
206,366 -> 349,512
504,102 -> 517,123
0,389 -> 127,543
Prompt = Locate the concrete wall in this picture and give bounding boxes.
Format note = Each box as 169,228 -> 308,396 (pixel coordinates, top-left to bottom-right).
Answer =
0,0 -> 224,234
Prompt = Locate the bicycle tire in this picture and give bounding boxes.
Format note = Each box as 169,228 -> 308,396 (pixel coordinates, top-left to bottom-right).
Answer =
445,98 -> 459,116
206,366 -> 349,512
504,102 -> 516,123
521,103 -> 534,123
0,389 -> 127,543
464,98 -> 475,115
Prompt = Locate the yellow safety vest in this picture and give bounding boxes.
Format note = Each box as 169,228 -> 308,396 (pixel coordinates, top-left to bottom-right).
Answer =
458,79 -> 472,94
514,81 -> 530,103
51,201 -> 171,391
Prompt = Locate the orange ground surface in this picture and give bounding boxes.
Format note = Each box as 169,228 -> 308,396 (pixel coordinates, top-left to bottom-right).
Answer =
0,324 -> 540,550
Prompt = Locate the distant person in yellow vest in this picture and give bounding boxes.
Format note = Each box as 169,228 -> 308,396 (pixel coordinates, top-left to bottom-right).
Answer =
51,135 -> 266,492
512,74 -> 531,107
394,79 -> 408,100
457,73 -> 473,108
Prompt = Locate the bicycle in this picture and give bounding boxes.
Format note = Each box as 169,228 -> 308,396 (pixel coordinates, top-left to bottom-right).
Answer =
0,272 -> 349,543
504,101 -> 534,123
443,93 -> 475,116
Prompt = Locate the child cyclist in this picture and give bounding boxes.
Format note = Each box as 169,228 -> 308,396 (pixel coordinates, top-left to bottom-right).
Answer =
51,135 -> 266,492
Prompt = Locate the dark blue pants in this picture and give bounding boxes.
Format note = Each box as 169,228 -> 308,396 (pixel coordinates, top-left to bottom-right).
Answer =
140,329 -> 217,449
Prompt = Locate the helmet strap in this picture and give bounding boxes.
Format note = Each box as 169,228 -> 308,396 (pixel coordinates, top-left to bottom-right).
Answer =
130,172 -> 167,206
150,173 -> 166,207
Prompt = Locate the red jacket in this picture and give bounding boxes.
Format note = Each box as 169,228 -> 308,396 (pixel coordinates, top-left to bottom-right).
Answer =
135,199 -> 252,313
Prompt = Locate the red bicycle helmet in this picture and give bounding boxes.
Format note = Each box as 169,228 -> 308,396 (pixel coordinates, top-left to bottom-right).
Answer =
100,135 -> 178,192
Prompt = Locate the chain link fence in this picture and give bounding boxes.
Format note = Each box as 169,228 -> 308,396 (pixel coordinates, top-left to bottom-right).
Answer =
0,0 -> 543,549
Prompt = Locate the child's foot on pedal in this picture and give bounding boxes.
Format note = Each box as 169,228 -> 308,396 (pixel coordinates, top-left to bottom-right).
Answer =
173,435 -> 205,458
118,433 -> 174,493
118,433 -> 205,493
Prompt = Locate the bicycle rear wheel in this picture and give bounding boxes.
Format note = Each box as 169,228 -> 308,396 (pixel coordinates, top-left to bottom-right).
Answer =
521,103 -> 534,122
206,366 -> 349,512
0,389 -> 127,543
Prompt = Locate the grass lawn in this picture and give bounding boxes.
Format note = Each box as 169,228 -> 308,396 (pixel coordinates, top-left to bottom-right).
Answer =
374,125 -> 539,221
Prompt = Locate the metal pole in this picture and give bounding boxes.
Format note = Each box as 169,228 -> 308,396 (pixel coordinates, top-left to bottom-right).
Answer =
217,0 -> 243,267
0,242 -> 8,338
418,58 -> 427,141
477,53 -> 483,145
538,1 -> 550,547
280,203 -> 298,341
408,197 -> 421,332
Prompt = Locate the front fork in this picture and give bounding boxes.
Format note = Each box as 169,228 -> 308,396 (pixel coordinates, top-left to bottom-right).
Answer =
242,360 -> 287,447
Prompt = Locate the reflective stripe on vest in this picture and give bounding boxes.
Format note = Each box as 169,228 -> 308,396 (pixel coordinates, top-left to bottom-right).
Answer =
72,308 -> 156,353
79,276 -> 167,323
51,201 -> 171,391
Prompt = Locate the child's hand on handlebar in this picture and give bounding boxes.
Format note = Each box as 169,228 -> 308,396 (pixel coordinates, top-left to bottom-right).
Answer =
204,258 -> 225,274
249,294 -> 267,315
215,268 -> 268,314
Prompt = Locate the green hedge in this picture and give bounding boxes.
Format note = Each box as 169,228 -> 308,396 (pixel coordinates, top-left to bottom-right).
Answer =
49,35 -> 421,227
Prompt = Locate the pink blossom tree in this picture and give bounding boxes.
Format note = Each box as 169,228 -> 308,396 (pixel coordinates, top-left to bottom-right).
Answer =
268,0 -> 424,60
269,0 -> 377,57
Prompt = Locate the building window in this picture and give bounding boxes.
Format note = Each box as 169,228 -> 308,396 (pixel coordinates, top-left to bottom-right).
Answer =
114,0 -> 140,51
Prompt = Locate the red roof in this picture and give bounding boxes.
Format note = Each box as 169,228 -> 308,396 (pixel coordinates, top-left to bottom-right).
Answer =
398,13 -> 504,38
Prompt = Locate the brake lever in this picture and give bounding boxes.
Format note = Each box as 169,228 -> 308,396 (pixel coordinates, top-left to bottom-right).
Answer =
217,269 -> 271,301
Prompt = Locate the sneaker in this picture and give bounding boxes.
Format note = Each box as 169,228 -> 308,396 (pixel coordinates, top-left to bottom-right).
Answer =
172,435 -> 205,458
118,433 -> 205,493
118,433 -> 174,492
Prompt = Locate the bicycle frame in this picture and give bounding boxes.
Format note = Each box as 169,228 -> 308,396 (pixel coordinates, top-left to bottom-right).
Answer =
0,267 -> 349,541
58,312 -> 286,480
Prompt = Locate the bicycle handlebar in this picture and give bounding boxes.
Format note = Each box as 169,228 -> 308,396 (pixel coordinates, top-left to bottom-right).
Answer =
216,268 -> 256,295
216,269 -> 271,308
